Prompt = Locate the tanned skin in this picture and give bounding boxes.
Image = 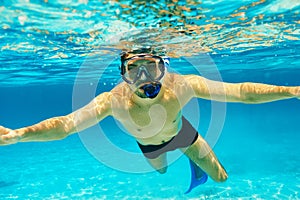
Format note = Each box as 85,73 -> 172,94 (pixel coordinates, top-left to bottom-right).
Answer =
1,72 -> 300,182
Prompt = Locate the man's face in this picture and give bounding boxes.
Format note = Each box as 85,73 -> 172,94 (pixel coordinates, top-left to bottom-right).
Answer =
121,54 -> 166,84
121,54 -> 168,98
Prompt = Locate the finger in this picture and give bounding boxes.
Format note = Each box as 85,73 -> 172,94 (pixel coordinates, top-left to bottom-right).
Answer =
2,131 -> 20,144
1,135 -> 12,145
0,135 -> 8,145
0,126 -> 11,134
0,140 -> 9,146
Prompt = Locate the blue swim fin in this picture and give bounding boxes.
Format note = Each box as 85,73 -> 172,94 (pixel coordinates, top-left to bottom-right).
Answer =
184,159 -> 208,194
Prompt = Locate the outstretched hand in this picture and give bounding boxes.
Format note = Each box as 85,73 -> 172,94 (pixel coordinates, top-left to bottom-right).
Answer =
289,86 -> 300,100
0,126 -> 20,145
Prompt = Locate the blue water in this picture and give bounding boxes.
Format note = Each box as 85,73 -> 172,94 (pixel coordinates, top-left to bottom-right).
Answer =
1,0 -> 300,199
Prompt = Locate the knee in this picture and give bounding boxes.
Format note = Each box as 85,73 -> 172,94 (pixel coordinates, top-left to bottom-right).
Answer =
157,167 -> 167,174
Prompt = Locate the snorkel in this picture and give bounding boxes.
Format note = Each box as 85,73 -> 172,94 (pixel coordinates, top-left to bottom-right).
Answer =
120,52 -> 170,99
141,58 -> 169,99
139,82 -> 162,99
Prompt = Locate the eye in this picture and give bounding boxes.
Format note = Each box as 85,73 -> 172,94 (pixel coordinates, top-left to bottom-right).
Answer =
128,64 -> 138,71
127,67 -> 139,79
147,63 -> 156,68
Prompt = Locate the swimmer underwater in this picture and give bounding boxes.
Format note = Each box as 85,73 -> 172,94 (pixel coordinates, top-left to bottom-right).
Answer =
1,49 -> 300,193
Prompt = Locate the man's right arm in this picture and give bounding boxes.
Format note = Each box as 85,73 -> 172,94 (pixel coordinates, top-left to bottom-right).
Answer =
0,92 -> 112,145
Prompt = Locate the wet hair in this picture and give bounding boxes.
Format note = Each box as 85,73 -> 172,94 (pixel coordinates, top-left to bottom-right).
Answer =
120,47 -> 167,75
121,47 -> 153,61
120,47 -> 154,75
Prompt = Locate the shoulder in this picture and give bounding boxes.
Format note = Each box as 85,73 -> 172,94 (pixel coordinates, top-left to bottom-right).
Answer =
93,83 -> 129,105
165,73 -> 204,82
111,82 -> 131,98
164,73 -> 199,88
92,83 -> 131,111
180,74 -> 209,87
162,73 -> 194,97
109,82 -> 132,107
164,73 -> 184,85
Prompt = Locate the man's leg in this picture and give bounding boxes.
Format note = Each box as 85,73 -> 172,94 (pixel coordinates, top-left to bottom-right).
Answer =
146,153 -> 168,174
180,135 -> 228,182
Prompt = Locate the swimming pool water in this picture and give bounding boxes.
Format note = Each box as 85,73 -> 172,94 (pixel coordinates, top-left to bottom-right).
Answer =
1,0 -> 300,199
1,86 -> 299,199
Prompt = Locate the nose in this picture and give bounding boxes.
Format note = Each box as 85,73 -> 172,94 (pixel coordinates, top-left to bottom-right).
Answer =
140,72 -> 147,80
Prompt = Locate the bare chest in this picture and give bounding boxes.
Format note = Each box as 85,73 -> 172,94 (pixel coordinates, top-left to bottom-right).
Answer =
114,96 -> 182,140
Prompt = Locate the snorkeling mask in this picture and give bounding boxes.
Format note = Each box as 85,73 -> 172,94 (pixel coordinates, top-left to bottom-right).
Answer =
120,54 -> 170,99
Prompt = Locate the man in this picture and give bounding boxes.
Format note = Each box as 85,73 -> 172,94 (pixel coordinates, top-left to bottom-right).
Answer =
1,50 -> 299,191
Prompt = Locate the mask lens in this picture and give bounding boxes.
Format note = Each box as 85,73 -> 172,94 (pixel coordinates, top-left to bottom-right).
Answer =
125,61 -> 140,82
122,55 -> 166,84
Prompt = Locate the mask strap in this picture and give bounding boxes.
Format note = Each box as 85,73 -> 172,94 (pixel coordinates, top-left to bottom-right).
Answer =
162,56 -> 170,67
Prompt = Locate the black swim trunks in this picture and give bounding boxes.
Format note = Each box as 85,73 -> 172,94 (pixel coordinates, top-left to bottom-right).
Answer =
137,116 -> 199,159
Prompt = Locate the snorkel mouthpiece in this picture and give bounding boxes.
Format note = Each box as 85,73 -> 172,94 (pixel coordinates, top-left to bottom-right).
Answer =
140,82 -> 162,99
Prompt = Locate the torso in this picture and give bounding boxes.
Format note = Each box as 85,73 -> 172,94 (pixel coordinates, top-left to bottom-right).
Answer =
110,73 -> 193,145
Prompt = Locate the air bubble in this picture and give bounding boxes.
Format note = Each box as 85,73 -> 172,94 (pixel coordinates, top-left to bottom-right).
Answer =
18,15 -> 27,26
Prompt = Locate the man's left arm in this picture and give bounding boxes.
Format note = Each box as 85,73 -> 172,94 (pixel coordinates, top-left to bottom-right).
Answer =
184,75 -> 300,103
